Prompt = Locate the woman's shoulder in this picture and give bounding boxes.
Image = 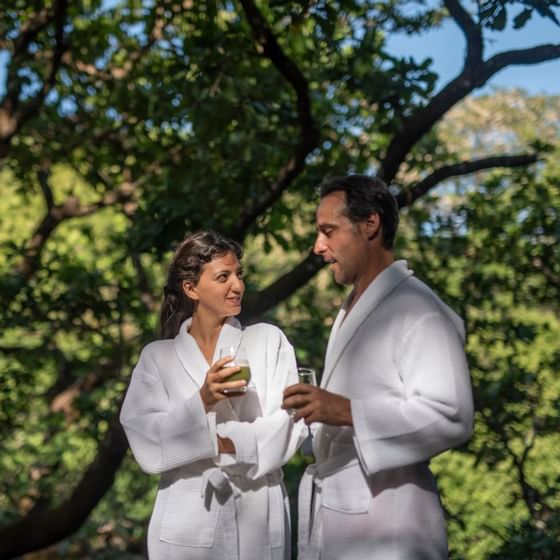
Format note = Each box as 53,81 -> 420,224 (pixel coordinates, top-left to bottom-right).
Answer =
138,337 -> 176,363
243,322 -> 288,343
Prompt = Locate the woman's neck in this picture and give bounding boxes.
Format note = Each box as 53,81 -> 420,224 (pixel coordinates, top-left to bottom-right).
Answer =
188,311 -> 227,364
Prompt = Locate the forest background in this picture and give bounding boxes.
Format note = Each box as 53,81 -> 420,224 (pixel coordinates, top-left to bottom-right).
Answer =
1,1 -> 559,559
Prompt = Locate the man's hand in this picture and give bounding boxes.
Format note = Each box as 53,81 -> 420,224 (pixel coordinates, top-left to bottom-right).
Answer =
218,436 -> 235,454
282,383 -> 352,426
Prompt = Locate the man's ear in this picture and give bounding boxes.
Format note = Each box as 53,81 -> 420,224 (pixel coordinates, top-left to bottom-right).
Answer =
364,213 -> 381,241
182,280 -> 198,300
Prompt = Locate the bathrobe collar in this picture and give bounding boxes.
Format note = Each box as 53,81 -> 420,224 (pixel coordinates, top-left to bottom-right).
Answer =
321,259 -> 413,388
174,316 -> 243,388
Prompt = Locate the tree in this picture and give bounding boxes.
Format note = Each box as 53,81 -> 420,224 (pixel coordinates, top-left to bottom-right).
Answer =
400,90 -> 560,559
1,1 -> 559,557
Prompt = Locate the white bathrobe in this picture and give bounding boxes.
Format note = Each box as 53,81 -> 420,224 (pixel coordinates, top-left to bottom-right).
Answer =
120,317 -> 305,560
298,260 -> 474,560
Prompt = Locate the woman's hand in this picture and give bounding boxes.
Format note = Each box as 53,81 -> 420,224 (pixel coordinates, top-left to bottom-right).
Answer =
200,356 -> 247,412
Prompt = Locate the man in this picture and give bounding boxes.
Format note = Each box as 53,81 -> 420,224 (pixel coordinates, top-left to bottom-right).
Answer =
283,174 -> 474,560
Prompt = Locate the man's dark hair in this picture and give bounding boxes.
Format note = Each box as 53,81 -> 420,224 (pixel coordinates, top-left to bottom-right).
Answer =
319,174 -> 399,249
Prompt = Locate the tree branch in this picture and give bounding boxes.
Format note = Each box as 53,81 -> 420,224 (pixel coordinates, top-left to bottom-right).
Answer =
0,415 -> 128,560
15,179 -> 135,282
443,0 -> 483,65
240,152 -> 541,322
233,0 -> 320,239
379,42 -> 560,183
0,170 -> 137,310
239,252 -> 325,322
131,253 -> 159,313
0,0 -> 68,159
396,152 -> 539,208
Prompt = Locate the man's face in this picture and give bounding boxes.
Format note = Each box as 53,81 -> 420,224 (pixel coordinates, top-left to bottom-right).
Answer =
313,191 -> 369,286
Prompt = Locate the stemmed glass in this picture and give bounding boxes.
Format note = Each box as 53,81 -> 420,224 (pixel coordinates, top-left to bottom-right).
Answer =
297,367 -> 317,386
288,367 -> 317,415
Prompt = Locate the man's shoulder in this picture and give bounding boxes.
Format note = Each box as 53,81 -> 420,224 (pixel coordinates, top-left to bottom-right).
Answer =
399,275 -> 446,308
396,276 -> 465,337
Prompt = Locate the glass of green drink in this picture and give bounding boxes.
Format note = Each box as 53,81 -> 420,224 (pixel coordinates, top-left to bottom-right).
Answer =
219,345 -> 251,393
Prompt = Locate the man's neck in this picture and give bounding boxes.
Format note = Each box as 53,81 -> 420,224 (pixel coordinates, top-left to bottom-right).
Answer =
349,251 -> 394,312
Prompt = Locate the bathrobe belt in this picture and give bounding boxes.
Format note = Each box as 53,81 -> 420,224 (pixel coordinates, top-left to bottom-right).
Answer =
298,451 -> 360,560
201,467 -> 285,558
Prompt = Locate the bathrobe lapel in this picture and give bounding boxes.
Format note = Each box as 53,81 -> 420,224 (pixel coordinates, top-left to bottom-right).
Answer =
173,317 -> 244,421
173,316 -> 243,388
321,260 -> 413,389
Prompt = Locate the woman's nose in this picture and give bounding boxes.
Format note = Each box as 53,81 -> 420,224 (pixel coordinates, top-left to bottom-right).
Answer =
231,275 -> 244,292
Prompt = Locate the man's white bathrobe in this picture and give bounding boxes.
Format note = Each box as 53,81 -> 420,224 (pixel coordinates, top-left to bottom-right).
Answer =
120,317 -> 305,560
298,260 -> 474,560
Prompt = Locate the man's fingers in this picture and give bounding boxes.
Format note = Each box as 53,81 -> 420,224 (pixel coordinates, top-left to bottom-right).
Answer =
283,383 -> 315,398
292,404 -> 316,423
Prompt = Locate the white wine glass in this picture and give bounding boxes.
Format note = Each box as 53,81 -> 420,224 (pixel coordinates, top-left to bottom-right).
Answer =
297,367 -> 317,386
289,367 -> 317,416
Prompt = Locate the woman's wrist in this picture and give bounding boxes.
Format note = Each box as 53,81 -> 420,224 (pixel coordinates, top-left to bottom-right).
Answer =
218,435 -> 235,454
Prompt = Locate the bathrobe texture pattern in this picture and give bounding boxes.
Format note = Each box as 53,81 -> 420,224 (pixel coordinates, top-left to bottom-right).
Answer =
298,260 -> 474,560
120,318 -> 304,560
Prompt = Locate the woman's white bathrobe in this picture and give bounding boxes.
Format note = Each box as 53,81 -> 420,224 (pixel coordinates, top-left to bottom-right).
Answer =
298,260 -> 474,560
120,317 -> 305,560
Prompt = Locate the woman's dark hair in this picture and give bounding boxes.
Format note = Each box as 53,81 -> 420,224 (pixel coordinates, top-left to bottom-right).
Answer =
319,174 -> 399,249
159,231 -> 243,339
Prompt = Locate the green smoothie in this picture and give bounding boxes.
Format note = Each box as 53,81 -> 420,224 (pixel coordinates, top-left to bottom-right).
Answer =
225,365 -> 251,383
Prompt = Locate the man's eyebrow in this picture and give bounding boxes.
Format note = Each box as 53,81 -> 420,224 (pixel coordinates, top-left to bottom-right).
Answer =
317,222 -> 337,231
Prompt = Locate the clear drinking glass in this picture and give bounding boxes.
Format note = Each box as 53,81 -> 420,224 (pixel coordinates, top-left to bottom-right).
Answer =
219,345 -> 251,393
297,367 -> 317,386
289,367 -> 317,416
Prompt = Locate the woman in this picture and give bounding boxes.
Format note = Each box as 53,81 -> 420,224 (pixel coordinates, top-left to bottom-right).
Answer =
120,231 -> 305,560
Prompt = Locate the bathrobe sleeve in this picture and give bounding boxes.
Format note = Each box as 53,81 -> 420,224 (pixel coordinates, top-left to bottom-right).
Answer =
351,311 -> 474,475
120,343 -> 218,475
216,328 -> 307,479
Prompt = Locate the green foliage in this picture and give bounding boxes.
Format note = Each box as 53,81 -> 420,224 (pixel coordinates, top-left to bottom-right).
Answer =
1,0 -> 560,558
399,98 -> 560,558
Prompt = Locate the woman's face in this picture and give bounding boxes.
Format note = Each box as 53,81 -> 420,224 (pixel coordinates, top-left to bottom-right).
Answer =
183,252 -> 244,319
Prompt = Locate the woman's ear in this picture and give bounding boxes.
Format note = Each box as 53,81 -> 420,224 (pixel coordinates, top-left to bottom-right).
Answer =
182,280 -> 198,300
365,212 -> 381,241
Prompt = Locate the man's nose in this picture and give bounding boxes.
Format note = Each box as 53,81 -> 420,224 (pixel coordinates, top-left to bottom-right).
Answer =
313,234 -> 326,255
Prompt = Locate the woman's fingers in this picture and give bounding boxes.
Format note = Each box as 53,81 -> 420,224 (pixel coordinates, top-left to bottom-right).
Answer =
209,366 -> 246,394
210,355 -> 235,372
201,363 -> 247,410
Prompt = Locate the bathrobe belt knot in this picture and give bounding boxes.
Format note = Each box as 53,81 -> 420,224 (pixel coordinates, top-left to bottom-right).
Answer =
201,467 -> 285,558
